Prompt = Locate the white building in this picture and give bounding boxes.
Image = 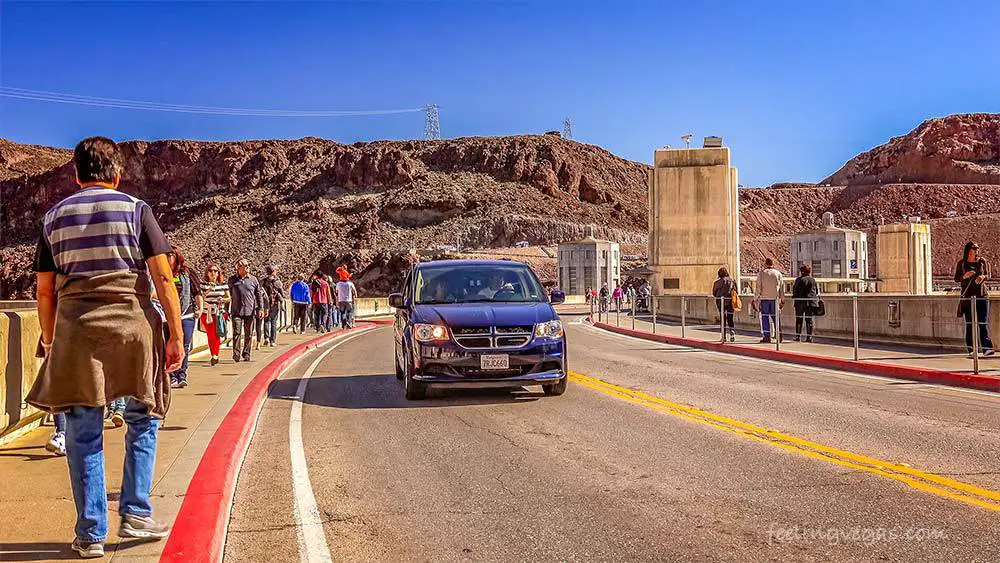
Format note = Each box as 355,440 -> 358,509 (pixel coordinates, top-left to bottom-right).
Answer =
557,236 -> 621,295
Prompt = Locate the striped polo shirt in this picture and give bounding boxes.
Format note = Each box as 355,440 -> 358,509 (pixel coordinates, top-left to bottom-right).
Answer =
35,185 -> 171,277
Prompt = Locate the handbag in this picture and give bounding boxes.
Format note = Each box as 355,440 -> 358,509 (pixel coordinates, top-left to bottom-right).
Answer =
731,286 -> 742,310
215,314 -> 228,338
813,284 -> 826,317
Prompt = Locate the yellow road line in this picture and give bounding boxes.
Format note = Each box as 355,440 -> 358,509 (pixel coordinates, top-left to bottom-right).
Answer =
568,371 -> 1000,512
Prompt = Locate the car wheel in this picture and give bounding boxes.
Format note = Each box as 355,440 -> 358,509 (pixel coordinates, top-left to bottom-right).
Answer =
543,376 -> 568,396
403,352 -> 427,400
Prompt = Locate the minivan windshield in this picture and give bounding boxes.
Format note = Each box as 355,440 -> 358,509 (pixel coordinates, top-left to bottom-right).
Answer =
414,264 -> 547,304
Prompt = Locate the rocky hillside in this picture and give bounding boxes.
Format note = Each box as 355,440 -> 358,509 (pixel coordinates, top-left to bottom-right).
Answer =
823,113 -> 1000,186
743,113 -> 1000,276
0,134 -> 649,298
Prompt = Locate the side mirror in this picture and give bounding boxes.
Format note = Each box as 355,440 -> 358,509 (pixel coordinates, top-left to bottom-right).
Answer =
549,290 -> 566,304
388,293 -> 406,309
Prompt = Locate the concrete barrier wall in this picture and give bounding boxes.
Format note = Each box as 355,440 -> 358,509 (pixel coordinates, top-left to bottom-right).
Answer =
651,294 -> 983,348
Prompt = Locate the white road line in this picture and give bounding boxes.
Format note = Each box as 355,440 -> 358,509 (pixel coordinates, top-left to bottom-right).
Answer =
574,321 -> 1000,399
289,328 -> 376,563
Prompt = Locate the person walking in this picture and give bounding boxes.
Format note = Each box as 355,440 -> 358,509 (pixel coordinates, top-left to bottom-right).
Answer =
310,270 -> 330,333
335,266 -> 358,329
955,241 -> 995,357
167,246 -> 202,388
325,274 -> 340,330
228,259 -> 266,362
200,263 -> 230,366
599,283 -> 610,314
754,258 -> 784,343
612,284 -> 624,312
27,136 -> 182,557
712,267 -> 737,342
792,263 -> 819,342
625,284 -> 637,311
262,265 -> 284,346
290,273 -> 311,334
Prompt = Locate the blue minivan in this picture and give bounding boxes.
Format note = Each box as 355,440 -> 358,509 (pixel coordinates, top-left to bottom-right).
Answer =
389,259 -> 567,400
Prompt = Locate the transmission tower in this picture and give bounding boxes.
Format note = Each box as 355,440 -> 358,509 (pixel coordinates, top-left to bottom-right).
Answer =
423,104 -> 441,140
563,118 -> 573,140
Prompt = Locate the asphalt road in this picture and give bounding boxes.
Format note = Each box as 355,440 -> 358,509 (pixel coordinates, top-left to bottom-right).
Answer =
225,316 -> 1000,562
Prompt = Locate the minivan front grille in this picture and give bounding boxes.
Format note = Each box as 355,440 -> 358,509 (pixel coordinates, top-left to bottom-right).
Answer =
451,325 -> 534,349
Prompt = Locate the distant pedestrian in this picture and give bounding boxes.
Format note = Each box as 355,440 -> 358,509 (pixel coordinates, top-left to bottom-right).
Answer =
625,285 -> 636,310
262,264 -> 284,346
107,398 -> 126,428
310,270 -> 331,333
585,287 -> 593,304
754,258 -> 784,343
290,273 -> 311,333
27,136 -> 181,557
201,263 -> 230,366
167,246 -> 202,388
792,263 -> 819,342
335,266 -> 358,329
612,284 -> 624,312
325,274 -> 340,330
956,241 -> 995,357
599,283 -> 610,313
228,258 -> 266,362
712,267 -> 737,342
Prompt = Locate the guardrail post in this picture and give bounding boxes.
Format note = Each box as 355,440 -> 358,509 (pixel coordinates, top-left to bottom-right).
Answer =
589,297 -> 594,324
651,295 -> 657,334
632,298 -> 636,330
681,296 -> 686,339
719,296 -> 725,343
972,297 -> 980,374
775,301 -> 781,351
852,295 -> 859,361
616,299 -> 621,327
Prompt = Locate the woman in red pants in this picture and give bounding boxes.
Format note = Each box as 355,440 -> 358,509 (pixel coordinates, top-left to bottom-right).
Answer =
200,263 -> 230,366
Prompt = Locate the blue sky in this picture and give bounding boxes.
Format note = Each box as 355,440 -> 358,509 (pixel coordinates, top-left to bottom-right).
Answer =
2,1 -> 1000,186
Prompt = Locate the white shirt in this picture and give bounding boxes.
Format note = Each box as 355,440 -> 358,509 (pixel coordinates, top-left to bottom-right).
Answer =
755,268 -> 784,300
336,281 -> 356,303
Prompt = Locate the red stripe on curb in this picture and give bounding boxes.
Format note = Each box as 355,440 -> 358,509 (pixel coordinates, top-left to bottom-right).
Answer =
594,322 -> 1000,393
160,321 -> 390,563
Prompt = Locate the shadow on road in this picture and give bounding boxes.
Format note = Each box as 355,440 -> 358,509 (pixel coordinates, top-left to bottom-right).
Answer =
0,538 -> 156,561
269,374 -> 542,409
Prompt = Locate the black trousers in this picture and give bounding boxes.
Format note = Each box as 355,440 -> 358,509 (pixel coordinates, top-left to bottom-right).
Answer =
293,303 -> 309,333
715,300 -> 735,330
963,297 -> 994,353
231,315 -> 255,361
794,305 -> 814,337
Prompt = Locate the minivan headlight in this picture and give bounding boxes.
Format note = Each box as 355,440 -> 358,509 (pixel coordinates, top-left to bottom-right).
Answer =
534,320 -> 564,339
414,323 -> 449,342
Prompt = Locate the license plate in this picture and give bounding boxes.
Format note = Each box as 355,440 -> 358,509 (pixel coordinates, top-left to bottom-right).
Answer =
480,354 -> 509,370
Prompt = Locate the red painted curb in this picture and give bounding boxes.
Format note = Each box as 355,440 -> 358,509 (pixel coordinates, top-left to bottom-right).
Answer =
594,322 -> 1000,393
160,323 -> 384,563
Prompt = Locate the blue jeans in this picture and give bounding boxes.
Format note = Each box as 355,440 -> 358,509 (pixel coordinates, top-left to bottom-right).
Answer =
759,299 -> 777,338
65,398 -> 159,542
326,306 -> 339,331
313,304 -> 328,332
264,310 -> 279,343
54,412 -> 66,434
338,302 -> 354,328
168,317 -> 196,382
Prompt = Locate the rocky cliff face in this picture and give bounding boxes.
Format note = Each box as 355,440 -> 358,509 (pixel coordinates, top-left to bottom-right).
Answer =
823,113 -> 1000,186
0,135 -> 649,298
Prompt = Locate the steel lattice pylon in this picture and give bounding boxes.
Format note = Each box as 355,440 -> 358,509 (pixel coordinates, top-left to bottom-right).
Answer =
563,118 -> 573,140
423,104 -> 441,140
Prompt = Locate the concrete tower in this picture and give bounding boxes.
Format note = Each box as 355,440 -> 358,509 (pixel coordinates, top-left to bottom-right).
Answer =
877,222 -> 932,294
647,140 -> 741,294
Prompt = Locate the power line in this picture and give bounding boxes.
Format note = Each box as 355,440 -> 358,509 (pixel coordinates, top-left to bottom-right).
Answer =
0,87 -> 425,117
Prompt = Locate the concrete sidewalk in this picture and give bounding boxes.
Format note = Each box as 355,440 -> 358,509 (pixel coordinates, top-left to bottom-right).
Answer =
592,308 -> 1000,377
0,329 -> 327,562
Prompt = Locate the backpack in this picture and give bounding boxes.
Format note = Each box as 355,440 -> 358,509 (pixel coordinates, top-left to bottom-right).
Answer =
263,277 -> 282,308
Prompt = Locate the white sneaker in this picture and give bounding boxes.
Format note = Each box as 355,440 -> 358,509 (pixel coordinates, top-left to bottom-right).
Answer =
119,514 -> 171,539
45,432 -> 66,456
985,349 -> 996,357
71,538 -> 104,558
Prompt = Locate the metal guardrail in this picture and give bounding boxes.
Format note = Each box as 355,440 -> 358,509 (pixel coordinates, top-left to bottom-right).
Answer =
590,294 -> 995,375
